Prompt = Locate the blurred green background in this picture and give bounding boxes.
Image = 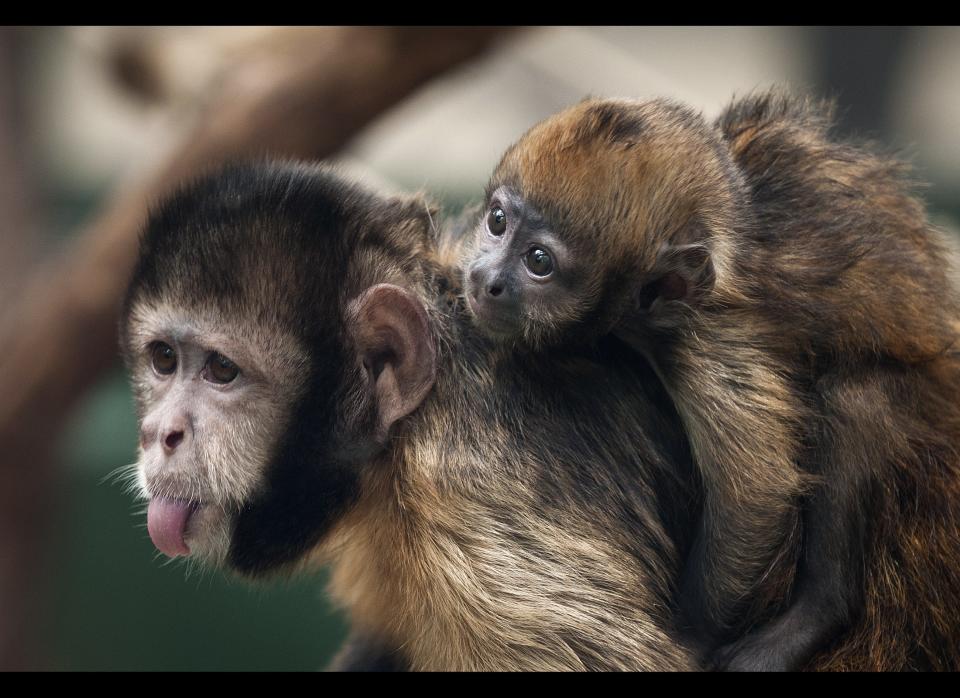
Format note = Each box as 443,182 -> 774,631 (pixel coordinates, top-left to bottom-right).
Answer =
4,26 -> 959,671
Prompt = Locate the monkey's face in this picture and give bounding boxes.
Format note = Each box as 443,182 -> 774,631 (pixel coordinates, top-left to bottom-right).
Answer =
124,301 -> 309,567
464,185 -> 599,349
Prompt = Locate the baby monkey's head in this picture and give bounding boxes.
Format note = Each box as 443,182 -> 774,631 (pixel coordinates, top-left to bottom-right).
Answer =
464,97 -> 740,350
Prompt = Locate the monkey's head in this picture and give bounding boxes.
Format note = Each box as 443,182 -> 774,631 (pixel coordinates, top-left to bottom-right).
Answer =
120,162 -> 438,576
464,98 -> 740,350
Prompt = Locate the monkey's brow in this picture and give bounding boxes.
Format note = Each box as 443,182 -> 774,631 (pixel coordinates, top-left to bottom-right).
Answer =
139,323 -> 252,362
522,207 -> 551,231
484,178 -> 511,198
486,186 -> 551,229
486,182 -> 524,206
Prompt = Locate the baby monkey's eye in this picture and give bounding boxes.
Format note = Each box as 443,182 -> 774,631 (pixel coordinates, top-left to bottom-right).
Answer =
487,207 -> 507,236
150,342 -> 177,375
206,353 -> 240,384
525,247 -> 554,277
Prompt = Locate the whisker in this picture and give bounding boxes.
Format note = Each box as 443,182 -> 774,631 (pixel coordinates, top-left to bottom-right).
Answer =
100,462 -> 141,488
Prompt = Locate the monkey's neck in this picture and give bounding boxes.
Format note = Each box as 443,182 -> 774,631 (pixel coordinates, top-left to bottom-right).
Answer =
325,321 -> 697,671
326,460 -> 696,671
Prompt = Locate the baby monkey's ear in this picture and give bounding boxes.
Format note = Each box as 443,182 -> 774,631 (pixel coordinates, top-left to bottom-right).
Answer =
635,243 -> 716,312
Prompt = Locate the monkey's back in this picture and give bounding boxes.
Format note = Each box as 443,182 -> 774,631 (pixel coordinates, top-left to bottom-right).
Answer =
719,91 -> 960,670
717,91 -> 959,367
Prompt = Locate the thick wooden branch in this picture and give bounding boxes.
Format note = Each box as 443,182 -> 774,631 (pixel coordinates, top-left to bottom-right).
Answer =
0,26 -> 513,669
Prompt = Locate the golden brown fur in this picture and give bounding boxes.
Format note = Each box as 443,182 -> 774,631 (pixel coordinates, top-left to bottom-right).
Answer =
321,168 -> 960,669
464,90 -> 960,668
719,93 -> 960,669
323,226 -> 701,669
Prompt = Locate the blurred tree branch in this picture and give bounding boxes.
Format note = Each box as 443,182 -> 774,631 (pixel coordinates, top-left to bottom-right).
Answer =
0,26 -> 516,669
0,26 -> 45,672
0,28 -> 39,324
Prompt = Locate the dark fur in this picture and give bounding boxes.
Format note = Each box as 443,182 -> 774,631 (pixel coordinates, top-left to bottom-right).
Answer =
470,90 -> 960,669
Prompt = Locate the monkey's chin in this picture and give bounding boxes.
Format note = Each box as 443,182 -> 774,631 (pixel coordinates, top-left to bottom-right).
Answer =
179,503 -> 233,567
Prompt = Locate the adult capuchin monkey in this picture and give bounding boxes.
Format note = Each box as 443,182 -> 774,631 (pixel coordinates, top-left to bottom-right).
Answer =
120,160 -> 960,671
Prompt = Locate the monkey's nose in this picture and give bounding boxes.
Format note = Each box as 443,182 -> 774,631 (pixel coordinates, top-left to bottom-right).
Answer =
162,430 -> 185,455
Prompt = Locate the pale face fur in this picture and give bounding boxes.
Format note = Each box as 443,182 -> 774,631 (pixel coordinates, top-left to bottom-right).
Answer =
125,297 -> 308,566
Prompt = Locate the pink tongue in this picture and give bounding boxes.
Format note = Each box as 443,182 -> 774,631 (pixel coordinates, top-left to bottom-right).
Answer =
147,498 -> 196,557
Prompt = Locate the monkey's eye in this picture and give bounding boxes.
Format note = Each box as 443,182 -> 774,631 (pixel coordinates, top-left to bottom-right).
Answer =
487,207 -> 507,236
524,247 -> 554,277
206,353 -> 240,384
150,342 -> 177,375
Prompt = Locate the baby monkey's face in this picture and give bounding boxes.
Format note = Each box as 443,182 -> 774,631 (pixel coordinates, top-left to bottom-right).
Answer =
465,186 -> 592,348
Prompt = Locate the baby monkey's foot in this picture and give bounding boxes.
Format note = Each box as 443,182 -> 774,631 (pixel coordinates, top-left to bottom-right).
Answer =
707,615 -> 830,672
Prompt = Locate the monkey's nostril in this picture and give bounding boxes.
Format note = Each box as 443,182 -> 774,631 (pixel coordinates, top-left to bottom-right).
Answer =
164,430 -> 184,453
488,285 -> 503,297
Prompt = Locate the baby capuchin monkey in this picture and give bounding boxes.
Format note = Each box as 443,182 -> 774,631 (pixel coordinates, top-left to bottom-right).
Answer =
463,91 -> 960,670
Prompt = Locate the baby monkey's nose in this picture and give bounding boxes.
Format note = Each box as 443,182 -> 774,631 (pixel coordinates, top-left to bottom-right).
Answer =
469,265 -> 504,297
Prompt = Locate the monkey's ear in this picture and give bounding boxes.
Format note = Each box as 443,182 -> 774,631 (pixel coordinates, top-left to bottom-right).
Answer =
636,243 -> 716,311
347,284 -> 437,443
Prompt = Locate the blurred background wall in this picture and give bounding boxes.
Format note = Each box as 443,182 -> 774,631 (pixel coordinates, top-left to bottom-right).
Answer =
2,26 -> 958,670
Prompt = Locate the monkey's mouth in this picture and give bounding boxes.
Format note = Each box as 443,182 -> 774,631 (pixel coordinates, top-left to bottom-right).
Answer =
147,497 -> 200,558
466,292 -> 520,337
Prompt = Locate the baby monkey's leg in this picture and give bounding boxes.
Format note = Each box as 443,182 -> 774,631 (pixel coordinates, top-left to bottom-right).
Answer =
712,370 -> 883,671
631,329 -> 810,652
